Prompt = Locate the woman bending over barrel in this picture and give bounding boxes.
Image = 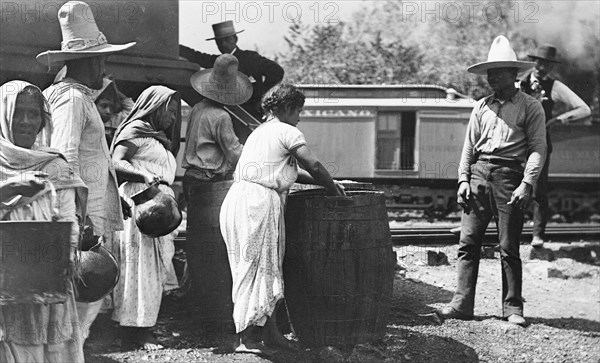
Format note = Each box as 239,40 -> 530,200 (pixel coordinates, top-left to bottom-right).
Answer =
111,86 -> 181,350
0,81 -> 87,362
220,83 -> 345,354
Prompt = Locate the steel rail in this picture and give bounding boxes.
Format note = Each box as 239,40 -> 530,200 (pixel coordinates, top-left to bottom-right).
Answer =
391,224 -> 600,245
174,224 -> 600,248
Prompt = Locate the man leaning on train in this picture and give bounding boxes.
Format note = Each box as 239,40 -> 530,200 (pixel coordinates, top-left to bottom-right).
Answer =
179,20 -> 284,122
519,44 -> 591,247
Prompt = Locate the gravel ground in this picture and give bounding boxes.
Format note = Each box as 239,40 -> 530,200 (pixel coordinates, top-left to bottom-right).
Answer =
85,242 -> 600,363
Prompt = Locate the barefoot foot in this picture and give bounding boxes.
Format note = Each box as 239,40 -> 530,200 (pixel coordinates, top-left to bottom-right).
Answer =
234,340 -> 276,356
136,327 -> 164,350
263,331 -> 299,351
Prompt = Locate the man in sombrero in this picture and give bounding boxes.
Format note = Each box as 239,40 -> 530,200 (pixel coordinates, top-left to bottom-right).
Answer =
519,44 -> 591,247
435,36 -> 547,327
181,54 -> 252,342
37,0 -> 136,345
183,54 -> 252,187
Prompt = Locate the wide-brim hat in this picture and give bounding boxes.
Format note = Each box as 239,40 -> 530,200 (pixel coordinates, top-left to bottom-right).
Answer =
528,44 -> 561,63
36,1 -> 135,66
468,36 -> 535,75
206,20 -> 244,41
190,54 -> 252,105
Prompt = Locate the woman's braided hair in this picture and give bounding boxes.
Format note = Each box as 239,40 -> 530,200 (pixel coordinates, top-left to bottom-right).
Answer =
261,83 -> 305,116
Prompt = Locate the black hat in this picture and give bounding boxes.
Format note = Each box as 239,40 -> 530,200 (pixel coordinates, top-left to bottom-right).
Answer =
528,44 -> 561,63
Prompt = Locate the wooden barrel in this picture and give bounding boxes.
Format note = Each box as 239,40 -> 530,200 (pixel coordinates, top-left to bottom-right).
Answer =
185,180 -> 234,339
289,181 -> 375,194
0,221 -> 72,305
284,190 -> 395,347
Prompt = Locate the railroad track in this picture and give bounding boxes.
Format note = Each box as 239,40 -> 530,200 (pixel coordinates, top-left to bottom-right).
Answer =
391,224 -> 600,245
175,224 -> 600,248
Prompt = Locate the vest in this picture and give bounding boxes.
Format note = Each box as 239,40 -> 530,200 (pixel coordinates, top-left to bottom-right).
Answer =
521,74 -> 554,153
521,75 -> 555,122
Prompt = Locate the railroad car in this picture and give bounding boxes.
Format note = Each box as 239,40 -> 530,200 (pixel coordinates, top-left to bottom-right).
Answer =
294,85 -> 600,221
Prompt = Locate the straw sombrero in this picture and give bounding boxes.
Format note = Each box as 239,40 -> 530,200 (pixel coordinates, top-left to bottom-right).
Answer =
206,21 -> 244,41
190,54 -> 252,105
36,1 -> 135,66
468,36 -> 535,75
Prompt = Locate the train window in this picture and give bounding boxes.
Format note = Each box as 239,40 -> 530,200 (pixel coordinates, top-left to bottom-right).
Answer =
376,111 -> 416,170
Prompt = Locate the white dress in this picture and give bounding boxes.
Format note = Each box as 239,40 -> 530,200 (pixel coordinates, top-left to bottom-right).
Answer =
112,137 -> 179,327
219,118 -> 306,333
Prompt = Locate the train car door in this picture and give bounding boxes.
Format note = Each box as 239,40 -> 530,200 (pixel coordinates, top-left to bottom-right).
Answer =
374,110 -> 418,175
416,108 -> 472,180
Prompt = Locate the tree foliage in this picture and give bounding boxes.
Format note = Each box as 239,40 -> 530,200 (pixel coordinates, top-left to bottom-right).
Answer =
280,19 -> 422,85
279,0 -> 532,99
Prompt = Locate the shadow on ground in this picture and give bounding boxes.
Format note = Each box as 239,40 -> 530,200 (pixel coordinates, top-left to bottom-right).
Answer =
385,277 -> 479,362
391,276 -> 455,325
83,276 -> 480,362
84,353 -> 121,363
527,316 -> 600,334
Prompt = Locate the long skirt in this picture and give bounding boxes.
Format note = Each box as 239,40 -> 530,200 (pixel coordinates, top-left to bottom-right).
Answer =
0,192 -> 84,362
112,182 -> 179,327
219,180 -> 285,333
0,284 -> 83,363
0,340 -> 83,363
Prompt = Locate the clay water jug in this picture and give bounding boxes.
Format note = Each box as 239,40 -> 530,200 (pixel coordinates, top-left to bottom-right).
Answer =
130,183 -> 182,238
75,243 -> 119,303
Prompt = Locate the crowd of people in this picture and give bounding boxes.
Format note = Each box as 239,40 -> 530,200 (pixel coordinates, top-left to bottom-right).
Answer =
0,0 -> 592,361
0,1 -> 339,360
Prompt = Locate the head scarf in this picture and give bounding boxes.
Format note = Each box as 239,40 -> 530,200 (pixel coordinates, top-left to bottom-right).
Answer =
0,80 -> 86,192
110,86 -> 181,154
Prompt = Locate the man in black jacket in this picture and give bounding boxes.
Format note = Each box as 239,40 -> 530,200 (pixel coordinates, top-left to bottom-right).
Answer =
180,21 -> 284,121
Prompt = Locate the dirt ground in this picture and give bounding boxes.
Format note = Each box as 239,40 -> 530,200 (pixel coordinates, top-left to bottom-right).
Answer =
84,240 -> 600,363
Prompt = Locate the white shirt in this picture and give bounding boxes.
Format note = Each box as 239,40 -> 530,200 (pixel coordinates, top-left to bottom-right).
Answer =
44,79 -> 123,235
128,137 -> 177,185
234,118 -> 306,193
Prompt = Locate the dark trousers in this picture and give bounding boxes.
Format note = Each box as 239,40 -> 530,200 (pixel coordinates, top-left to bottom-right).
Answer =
182,172 -> 233,201
532,153 -> 551,239
450,160 -> 525,317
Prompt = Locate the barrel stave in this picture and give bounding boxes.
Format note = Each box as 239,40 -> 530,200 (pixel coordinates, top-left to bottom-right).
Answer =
284,190 -> 394,347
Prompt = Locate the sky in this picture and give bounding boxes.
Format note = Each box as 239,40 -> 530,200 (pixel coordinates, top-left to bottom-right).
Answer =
179,0 -> 368,57
179,0 -> 600,63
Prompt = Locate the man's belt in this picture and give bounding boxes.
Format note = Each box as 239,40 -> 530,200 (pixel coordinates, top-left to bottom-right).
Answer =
184,170 -> 233,183
477,156 -> 522,166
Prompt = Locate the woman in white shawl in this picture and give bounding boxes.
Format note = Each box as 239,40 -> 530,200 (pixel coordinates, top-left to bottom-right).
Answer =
0,81 -> 87,362
111,86 -> 181,350
220,84 -> 345,355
